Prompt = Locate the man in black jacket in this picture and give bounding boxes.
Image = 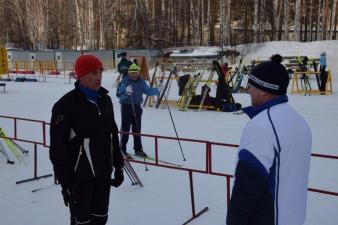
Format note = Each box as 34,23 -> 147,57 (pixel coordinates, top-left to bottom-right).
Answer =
50,54 -> 124,225
117,52 -> 132,79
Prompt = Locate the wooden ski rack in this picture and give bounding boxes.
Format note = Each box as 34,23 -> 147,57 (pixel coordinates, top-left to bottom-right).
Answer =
291,70 -> 333,95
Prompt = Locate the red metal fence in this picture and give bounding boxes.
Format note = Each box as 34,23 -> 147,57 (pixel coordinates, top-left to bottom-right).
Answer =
1,115 -> 338,224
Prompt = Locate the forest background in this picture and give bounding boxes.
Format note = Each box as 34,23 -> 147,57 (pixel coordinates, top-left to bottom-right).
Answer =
0,0 -> 337,50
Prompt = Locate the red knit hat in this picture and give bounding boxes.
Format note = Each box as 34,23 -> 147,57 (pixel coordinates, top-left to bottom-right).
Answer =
75,54 -> 103,78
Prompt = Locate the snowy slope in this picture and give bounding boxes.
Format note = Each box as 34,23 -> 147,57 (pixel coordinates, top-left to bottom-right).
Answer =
1,41 -> 338,225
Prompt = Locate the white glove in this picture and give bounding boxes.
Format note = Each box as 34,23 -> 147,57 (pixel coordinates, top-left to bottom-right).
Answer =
157,84 -> 163,92
125,85 -> 133,95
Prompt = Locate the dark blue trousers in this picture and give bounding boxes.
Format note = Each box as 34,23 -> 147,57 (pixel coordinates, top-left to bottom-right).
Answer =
120,103 -> 143,152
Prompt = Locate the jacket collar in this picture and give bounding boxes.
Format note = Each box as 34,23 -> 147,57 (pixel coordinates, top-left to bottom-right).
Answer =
242,95 -> 288,119
74,80 -> 109,101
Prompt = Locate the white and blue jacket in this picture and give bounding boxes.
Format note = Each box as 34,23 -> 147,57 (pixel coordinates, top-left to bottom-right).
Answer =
227,96 -> 312,225
117,76 -> 159,105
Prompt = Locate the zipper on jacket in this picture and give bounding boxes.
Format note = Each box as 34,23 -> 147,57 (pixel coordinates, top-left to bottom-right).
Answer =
87,99 -> 101,115
73,146 -> 83,172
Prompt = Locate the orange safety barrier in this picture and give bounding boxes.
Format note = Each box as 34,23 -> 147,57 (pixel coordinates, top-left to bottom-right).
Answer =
8,60 -> 75,77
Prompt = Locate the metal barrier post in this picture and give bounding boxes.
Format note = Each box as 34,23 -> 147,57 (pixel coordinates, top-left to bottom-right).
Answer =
16,143 -> 52,184
155,137 -> 159,165
182,170 -> 209,225
14,118 -> 17,139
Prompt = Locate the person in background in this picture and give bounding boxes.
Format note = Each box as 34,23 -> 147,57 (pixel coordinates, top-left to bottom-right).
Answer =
221,62 -> 229,77
117,52 -> 133,79
116,63 -> 161,159
319,52 -> 327,92
226,55 -> 312,225
50,54 -> 124,225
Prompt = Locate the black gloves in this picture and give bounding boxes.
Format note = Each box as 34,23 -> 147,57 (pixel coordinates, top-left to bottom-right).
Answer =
111,168 -> 124,187
61,184 -> 78,207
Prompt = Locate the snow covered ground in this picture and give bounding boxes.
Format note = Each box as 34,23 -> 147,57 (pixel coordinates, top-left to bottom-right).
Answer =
1,41 -> 338,225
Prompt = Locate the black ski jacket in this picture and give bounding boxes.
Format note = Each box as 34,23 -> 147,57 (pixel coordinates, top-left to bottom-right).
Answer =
50,82 -> 124,187
118,58 -> 133,78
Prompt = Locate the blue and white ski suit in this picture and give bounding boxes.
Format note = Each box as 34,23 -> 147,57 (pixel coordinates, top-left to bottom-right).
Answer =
227,96 -> 312,225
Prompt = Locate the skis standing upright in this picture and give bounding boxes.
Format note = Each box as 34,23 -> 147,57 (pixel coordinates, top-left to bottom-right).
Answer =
121,151 -> 143,187
198,65 -> 215,111
143,62 -> 159,107
231,57 -> 245,93
155,64 -> 177,108
179,72 -> 203,111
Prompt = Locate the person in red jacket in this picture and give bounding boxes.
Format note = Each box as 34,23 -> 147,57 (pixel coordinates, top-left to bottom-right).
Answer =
50,54 -> 124,225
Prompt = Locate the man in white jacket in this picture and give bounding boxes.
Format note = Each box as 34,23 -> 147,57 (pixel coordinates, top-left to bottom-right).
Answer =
226,54 -> 312,225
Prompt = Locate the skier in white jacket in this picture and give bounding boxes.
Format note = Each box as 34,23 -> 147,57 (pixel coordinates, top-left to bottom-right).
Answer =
227,54 -> 312,225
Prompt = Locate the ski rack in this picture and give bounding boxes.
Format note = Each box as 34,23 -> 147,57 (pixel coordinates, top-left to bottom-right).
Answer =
2,114 -> 338,224
0,115 -> 52,184
291,70 -> 333,95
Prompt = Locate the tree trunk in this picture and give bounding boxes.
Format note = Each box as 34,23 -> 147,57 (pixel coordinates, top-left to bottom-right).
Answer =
277,0 -> 284,40
335,2 -> 338,39
273,0 -> 279,40
283,0 -> 290,40
303,0 -> 307,41
317,0 -> 322,40
220,0 -> 224,47
309,0 -> 313,41
294,0 -> 301,41
226,0 -> 231,46
253,0 -> 259,43
330,0 -> 337,39
207,0 -> 211,45
321,0 -> 327,40
88,0 -> 94,49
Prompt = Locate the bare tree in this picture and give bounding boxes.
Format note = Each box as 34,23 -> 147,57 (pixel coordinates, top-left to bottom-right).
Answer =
316,0 -> 322,40
225,0 -> 231,46
309,0 -> 314,41
253,0 -> 259,43
283,0 -> 290,40
294,0 -> 301,41
330,0 -> 337,39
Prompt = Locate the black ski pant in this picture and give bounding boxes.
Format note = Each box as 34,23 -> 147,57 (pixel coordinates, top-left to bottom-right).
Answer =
69,177 -> 111,225
320,65 -> 327,92
120,103 -> 143,152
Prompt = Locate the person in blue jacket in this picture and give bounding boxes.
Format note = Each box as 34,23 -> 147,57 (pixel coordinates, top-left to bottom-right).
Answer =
226,55 -> 312,225
117,63 -> 161,158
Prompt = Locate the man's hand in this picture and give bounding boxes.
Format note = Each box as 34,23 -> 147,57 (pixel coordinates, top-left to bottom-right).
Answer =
125,85 -> 133,96
110,168 -> 124,187
61,186 -> 78,207
61,187 -> 71,207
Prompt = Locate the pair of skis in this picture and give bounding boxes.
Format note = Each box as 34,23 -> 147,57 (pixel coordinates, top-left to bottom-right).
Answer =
0,127 -> 28,164
123,156 -> 144,187
155,64 -> 177,109
130,154 -> 182,167
177,71 -> 204,111
143,62 -> 159,107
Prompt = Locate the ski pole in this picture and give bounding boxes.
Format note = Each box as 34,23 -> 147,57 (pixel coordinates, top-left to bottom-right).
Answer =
128,95 -> 149,171
163,94 -> 186,161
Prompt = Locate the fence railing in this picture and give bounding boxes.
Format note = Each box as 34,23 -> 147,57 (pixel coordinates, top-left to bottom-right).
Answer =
1,114 -> 338,224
